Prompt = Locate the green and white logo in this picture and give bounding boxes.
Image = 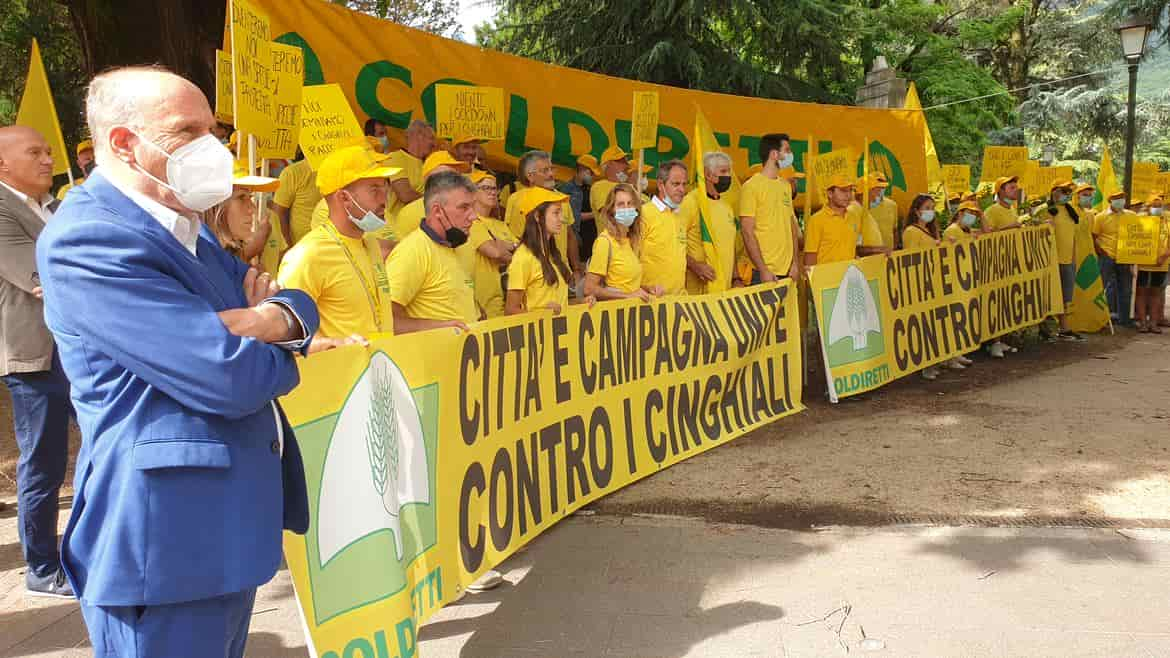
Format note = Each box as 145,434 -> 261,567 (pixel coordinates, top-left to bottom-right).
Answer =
822,265 -> 884,367
302,352 -> 439,623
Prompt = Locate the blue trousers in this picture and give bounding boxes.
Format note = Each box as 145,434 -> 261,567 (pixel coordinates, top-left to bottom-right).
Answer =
1098,254 -> 1133,323
81,588 -> 257,658
2,353 -> 71,577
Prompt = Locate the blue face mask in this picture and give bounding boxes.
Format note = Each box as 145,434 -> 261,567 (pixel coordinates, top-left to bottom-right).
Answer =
1111,199 -> 1125,212
1153,207 -> 1165,217
777,153 -> 794,169
662,195 -> 679,210
614,207 -> 638,227
920,210 -> 936,224
961,212 -> 977,228
345,193 -> 386,233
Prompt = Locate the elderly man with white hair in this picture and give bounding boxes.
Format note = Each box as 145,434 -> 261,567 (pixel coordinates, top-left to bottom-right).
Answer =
36,66 -> 320,658
679,151 -> 739,292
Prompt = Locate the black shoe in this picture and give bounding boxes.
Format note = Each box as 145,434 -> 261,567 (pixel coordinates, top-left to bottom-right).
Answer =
1058,331 -> 1086,342
26,568 -> 75,599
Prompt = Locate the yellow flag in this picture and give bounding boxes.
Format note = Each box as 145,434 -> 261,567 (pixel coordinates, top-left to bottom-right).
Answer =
1094,145 -> 1121,211
693,107 -> 734,293
16,39 -> 70,177
905,82 -> 943,199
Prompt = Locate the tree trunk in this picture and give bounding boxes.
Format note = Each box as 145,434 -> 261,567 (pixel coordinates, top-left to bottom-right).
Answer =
60,0 -> 225,102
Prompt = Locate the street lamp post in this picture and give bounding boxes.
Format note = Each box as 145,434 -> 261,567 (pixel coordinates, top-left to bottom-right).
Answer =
1117,15 -> 1152,200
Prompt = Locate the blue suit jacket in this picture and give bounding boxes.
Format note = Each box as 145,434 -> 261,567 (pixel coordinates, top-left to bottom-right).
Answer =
36,171 -> 320,607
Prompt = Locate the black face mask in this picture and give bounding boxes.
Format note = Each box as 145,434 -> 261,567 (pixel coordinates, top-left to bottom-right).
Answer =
714,175 -> 732,194
439,208 -> 469,247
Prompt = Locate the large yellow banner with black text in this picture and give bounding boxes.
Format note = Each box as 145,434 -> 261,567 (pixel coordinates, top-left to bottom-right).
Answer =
255,0 -> 928,209
280,284 -> 803,657
808,227 -> 1063,401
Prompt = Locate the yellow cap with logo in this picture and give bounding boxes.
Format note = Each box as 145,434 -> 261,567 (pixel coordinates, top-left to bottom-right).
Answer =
316,146 -> 402,196
600,145 -> 629,164
576,154 -> 602,177
517,187 -> 568,217
76,139 -> 93,157
421,151 -> 472,178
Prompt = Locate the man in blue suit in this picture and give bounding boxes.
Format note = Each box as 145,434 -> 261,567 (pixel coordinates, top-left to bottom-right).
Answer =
36,66 -> 320,658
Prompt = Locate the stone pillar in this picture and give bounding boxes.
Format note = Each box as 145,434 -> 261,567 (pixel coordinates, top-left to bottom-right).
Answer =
855,56 -> 908,108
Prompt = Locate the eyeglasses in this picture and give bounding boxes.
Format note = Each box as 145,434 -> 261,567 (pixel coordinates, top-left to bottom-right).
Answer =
477,185 -> 498,193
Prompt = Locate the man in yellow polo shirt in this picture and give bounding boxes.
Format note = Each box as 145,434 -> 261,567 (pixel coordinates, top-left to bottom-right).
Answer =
385,119 -> 436,231
388,150 -> 471,243
386,171 -> 481,333
804,174 -> 862,265
679,152 -> 738,293
984,176 -> 1023,232
273,155 -> 321,247
639,159 -> 689,295
590,145 -> 630,214
867,173 -> 900,249
1093,190 -> 1133,326
450,134 -> 484,167
740,133 -> 800,283
55,139 -> 94,200
277,146 -> 400,352
505,150 -> 580,278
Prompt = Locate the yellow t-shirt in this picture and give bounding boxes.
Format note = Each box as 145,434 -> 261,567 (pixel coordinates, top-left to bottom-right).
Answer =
845,203 -> 885,248
590,179 -> 619,218
55,178 -> 85,201
943,221 -> 973,243
257,210 -> 288,276
1092,209 -> 1126,260
678,189 -> 737,293
463,215 -> 517,318
506,243 -> 569,314
983,202 -> 1019,232
392,197 -> 425,243
309,197 -> 330,232
738,173 -> 796,275
588,231 -> 642,293
273,160 -> 322,245
900,224 -> 937,251
1048,205 -> 1078,265
804,206 -> 859,265
505,188 -> 573,264
384,149 -> 424,234
1138,215 -> 1170,273
639,200 -> 688,295
870,197 -> 899,248
277,223 -> 392,338
385,228 -> 478,324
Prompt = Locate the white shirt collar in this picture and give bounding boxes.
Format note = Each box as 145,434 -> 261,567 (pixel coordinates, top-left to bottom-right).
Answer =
105,173 -> 201,256
651,195 -> 676,213
0,179 -> 55,224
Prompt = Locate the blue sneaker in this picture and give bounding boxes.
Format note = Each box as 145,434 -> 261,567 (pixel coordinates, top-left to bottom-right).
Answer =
26,568 -> 74,599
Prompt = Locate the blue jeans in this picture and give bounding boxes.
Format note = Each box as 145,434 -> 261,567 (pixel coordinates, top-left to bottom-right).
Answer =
82,588 -> 257,658
1098,254 -> 1133,324
2,352 -> 72,577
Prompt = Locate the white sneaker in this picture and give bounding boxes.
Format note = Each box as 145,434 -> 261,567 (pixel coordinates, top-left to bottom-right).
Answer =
921,367 -> 939,380
945,359 -> 966,370
956,355 -> 974,366
466,569 -> 504,593
988,343 -> 1006,358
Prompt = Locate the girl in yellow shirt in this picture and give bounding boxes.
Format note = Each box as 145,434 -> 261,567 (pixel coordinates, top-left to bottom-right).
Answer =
584,183 -> 663,302
505,189 -> 596,315
204,174 -> 283,273
899,194 -> 940,252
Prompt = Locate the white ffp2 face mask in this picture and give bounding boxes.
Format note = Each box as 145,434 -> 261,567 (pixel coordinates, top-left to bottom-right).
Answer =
135,133 -> 234,212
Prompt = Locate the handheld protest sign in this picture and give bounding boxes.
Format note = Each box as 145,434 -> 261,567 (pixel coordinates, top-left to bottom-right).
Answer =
215,49 -> 235,124
258,42 -> 304,160
229,0 -> 274,139
1132,161 -> 1160,201
941,165 -> 970,197
980,146 -> 1029,182
810,147 -> 855,206
298,84 -> 364,169
1117,214 -> 1162,266
631,91 -> 659,150
434,85 -> 505,142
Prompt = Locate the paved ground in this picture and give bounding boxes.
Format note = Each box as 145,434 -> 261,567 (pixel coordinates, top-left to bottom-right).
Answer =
5,513 -> 1170,657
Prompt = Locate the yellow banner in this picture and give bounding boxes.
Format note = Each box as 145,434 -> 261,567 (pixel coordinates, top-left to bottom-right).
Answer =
808,227 -> 1062,400
215,49 -> 235,124
281,285 -> 803,656
942,164 -> 970,196
258,42 -> 305,159
256,0 -> 927,209
1117,214 -> 1161,265
631,91 -> 660,150
980,146 -> 1030,182
230,0 -> 274,140
1132,161 -> 1161,201
434,84 -> 506,142
298,84 -> 364,170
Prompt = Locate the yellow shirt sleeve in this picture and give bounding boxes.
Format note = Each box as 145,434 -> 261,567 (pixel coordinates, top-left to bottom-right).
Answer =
588,235 -> 613,277
273,163 -> 300,208
310,198 -> 330,231
738,178 -> 760,218
804,212 -> 823,255
385,235 -> 429,308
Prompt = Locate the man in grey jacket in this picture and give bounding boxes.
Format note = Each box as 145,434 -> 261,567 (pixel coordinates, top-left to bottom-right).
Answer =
0,125 -> 74,598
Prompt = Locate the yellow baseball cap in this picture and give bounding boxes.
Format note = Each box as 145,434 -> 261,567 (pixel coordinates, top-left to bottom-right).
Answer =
947,192 -> 963,203
316,146 -> 402,196
1074,184 -> 1094,197
231,162 -> 281,192
576,154 -> 602,177
957,201 -> 983,215
862,173 -> 888,190
421,150 -> 472,178
469,169 -> 496,185
1050,180 -> 1074,192
1107,190 -> 1126,200
366,136 -> 385,154
994,176 -> 1018,194
1147,193 -> 1164,206
825,173 -> 854,191
451,133 -> 485,147
76,139 -> 93,156
600,145 -> 629,164
517,187 -> 568,216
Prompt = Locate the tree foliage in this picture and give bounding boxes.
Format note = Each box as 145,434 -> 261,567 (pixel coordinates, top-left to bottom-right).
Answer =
335,0 -> 462,39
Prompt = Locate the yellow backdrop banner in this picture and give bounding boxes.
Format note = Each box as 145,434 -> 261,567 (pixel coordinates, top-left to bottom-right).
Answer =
255,0 -> 927,209
808,227 -> 1062,401
280,284 -> 803,657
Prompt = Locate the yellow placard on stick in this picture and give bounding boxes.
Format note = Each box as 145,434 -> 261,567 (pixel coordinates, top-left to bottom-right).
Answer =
1116,214 -> 1162,265
980,146 -> 1029,182
229,0 -> 274,140
258,42 -> 304,159
1030,166 -> 1074,196
16,39 -> 70,177
434,85 -> 505,142
810,147 -> 855,205
1132,161 -> 1160,201
298,84 -> 364,169
631,91 -> 660,150
941,164 -> 970,196
214,50 -> 235,124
